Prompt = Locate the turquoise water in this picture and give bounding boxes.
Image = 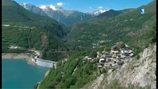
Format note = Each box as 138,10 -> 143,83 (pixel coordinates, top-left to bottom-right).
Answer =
2,59 -> 49,89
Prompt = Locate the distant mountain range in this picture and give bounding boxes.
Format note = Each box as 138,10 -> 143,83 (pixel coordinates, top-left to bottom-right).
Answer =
66,0 -> 156,51
8,2 -> 118,27
21,3 -> 131,26
21,3 -> 47,16
21,3 -> 94,26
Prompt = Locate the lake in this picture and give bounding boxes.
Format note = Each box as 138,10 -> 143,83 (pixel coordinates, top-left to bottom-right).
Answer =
2,59 -> 49,89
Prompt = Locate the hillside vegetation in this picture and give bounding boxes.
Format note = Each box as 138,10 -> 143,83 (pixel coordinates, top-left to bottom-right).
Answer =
2,0 -> 68,61
39,1 -> 156,89
66,1 -> 156,55
2,0 -> 156,88
39,50 -> 99,89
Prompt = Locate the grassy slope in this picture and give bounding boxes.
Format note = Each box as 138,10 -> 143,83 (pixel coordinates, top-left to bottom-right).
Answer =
39,50 -> 100,89
39,1 -> 156,88
66,1 -> 156,54
2,0 -> 67,61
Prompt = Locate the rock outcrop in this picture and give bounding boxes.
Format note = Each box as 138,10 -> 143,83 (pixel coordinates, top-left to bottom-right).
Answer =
82,43 -> 156,89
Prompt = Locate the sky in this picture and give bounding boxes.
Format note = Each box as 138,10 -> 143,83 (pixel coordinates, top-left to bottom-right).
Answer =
15,0 -> 153,13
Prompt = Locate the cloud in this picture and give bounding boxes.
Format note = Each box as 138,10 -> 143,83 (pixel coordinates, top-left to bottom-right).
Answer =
56,2 -> 64,7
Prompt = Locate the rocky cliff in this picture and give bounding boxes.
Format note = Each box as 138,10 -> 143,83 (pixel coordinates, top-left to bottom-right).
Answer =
83,43 -> 156,89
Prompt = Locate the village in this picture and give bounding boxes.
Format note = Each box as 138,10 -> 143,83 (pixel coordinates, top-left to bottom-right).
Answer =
83,42 -> 134,70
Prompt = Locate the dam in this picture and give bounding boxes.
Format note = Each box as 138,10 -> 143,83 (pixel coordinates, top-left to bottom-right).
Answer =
32,56 -> 57,68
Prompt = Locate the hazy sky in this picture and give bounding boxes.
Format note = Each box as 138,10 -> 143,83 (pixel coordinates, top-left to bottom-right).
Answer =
15,0 -> 153,12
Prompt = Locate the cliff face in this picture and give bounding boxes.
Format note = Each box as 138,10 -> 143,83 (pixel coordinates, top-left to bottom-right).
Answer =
83,43 -> 156,89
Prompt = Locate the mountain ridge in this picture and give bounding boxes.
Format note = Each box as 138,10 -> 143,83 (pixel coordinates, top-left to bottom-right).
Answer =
21,3 -> 94,26
2,0 -> 68,61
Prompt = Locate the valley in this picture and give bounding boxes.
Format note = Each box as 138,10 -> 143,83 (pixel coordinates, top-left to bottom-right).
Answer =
2,0 -> 156,89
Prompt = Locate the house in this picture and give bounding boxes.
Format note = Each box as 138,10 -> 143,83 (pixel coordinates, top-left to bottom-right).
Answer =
97,63 -> 103,68
129,53 -> 134,57
111,50 -> 119,54
124,50 -> 129,54
34,50 -> 40,56
111,63 -> 119,69
120,49 -> 125,54
120,54 -> 126,59
117,61 -> 124,65
9,45 -> 22,49
96,52 -> 101,58
111,45 -> 120,51
125,44 -> 129,47
102,51 -> 106,54
9,46 -> 18,49
83,56 -> 89,60
101,54 -> 106,58
105,55 -> 112,59
87,57 -> 92,60
105,52 -> 110,55
103,62 -> 109,67
112,53 -> 117,58
106,57 -> 112,62
128,50 -> 133,53
99,58 -> 105,63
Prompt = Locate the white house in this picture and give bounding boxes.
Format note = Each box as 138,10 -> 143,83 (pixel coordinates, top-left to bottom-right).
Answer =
9,45 -> 22,49
129,53 -> 134,57
120,54 -> 126,59
98,64 -> 103,68
99,58 -> 105,63
111,50 -> 119,54
84,56 -> 89,60
128,50 -> 133,53
87,57 -> 92,60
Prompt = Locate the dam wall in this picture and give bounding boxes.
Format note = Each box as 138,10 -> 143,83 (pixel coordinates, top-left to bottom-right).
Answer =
32,57 -> 57,68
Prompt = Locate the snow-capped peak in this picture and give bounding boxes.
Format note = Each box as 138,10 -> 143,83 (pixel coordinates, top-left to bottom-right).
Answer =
21,3 -> 36,10
39,5 -> 47,9
39,4 -> 64,11
39,5 -> 58,11
93,8 -> 109,16
49,5 -> 57,10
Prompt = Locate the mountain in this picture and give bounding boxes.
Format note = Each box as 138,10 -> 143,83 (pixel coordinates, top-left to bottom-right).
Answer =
85,9 -> 132,22
2,0 -> 67,61
97,9 -> 132,18
3,0 -> 156,88
21,4 -> 94,26
21,3 -> 47,16
2,0 -> 67,37
38,1 -> 156,89
66,0 -> 156,53
92,8 -> 109,16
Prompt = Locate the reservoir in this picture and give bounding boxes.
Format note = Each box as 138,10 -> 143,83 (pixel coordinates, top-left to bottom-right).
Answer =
2,59 -> 49,89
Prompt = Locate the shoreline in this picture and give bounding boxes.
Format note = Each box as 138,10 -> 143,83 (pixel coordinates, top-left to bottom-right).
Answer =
2,53 -> 57,67
2,53 -> 35,65
2,53 -> 55,89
